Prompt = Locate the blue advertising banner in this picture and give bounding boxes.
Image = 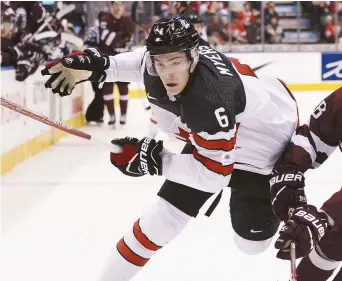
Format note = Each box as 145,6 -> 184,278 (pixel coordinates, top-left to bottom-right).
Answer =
322,52 -> 342,81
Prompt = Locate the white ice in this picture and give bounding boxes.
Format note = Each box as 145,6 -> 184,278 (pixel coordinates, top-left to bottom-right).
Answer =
1,91 -> 341,281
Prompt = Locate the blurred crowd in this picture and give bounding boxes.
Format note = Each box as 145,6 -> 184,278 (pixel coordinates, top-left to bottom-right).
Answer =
1,1 -> 341,83
147,1 -> 342,45
1,1 -> 86,81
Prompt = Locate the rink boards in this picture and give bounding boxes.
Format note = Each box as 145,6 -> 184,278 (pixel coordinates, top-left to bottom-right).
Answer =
1,51 -> 341,174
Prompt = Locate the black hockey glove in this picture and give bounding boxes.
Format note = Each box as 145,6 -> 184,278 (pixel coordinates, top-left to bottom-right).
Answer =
275,205 -> 329,260
270,166 -> 307,221
15,60 -> 31,82
41,48 -> 110,97
110,137 -> 163,177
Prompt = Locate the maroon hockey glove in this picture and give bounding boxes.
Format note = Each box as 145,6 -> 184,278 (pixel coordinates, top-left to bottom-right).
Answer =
275,205 -> 329,260
270,166 -> 307,221
110,137 -> 163,177
41,48 -> 110,97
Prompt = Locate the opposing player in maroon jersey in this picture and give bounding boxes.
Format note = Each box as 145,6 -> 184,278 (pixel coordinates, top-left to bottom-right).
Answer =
270,87 -> 342,281
85,1 -> 135,126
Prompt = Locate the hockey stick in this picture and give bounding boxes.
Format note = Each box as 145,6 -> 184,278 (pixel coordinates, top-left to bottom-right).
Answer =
131,1 -> 149,35
290,242 -> 297,281
0,97 -> 122,153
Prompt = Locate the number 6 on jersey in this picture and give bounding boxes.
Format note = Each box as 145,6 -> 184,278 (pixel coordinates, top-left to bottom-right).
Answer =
215,107 -> 229,128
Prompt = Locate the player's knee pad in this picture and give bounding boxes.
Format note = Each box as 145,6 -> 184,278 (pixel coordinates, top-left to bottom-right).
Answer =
233,232 -> 272,255
309,246 -> 341,271
118,198 -> 192,265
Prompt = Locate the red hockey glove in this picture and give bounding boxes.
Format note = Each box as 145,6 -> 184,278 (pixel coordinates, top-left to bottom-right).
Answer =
110,137 -> 163,177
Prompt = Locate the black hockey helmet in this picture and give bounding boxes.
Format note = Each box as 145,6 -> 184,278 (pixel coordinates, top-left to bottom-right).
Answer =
182,11 -> 203,24
146,17 -> 199,56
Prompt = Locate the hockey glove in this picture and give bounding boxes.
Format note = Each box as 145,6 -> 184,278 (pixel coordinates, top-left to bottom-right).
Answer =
275,205 -> 329,260
15,60 -> 31,82
270,166 -> 307,221
41,48 -> 110,97
110,137 -> 163,177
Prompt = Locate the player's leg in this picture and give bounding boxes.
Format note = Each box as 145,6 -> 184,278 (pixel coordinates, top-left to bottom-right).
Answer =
117,82 -> 129,125
98,144 -> 215,281
296,188 -> 342,281
85,82 -> 104,123
103,82 -> 115,126
229,170 -> 280,255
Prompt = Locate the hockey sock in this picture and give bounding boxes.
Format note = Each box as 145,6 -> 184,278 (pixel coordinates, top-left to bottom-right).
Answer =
117,82 -> 129,115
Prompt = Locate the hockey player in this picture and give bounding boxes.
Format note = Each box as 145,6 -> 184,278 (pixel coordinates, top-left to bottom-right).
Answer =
270,87 -> 342,281
41,17 -> 299,280
84,1 -> 135,126
1,2 -> 48,81
146,11 -> 209,138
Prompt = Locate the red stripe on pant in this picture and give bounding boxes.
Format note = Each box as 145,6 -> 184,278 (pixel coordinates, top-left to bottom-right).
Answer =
133,220 -> 162,251
193,149 -> 234,176
116,238 -> 149,267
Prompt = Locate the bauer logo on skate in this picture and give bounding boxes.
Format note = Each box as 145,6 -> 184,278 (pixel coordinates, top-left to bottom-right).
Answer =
322,52 -> 342,81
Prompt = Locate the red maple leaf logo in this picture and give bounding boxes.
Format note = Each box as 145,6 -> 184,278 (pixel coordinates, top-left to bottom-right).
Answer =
174,126 -> 191,143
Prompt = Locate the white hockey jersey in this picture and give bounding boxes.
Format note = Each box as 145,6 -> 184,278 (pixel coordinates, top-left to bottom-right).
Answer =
104,46 -> 298,193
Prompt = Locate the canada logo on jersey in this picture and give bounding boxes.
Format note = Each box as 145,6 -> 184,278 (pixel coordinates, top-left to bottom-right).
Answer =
174,126 -> 191,143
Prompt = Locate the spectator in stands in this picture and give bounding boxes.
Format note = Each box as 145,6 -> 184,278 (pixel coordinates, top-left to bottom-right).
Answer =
324,15 -> 340,43
247,14 -> 261,44
266,15 -> 283,43
232,16 -> 247,44
207,14 -> 228,46
265,1 -> 278,24
238,2 -> 256,26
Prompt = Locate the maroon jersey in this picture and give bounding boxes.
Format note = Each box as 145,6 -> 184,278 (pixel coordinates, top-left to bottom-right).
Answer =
274,87 -> 342,223
85,13 -> 135,56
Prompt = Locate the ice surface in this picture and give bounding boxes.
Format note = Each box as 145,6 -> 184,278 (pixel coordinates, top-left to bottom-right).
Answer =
1,92 -> 341,281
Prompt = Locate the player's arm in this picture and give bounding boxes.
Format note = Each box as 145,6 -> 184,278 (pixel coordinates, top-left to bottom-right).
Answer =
162,124 -> 237,192
270,88 -> 342,221
41,47 -> 146,96
109,103 -> 237,192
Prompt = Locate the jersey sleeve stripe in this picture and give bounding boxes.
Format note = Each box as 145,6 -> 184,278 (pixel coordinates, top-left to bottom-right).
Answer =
116,238 -> 149,266
193,148 -> 234,176
291,134 -> 316,163
191,133 -> 236,151
311,131 -> 338,156
133,220 -> 162,251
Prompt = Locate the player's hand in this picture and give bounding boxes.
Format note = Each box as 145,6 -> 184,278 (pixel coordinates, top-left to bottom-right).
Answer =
110,137 -> 163,177
15,60 -> 31,81
41,48 -> 110,97
275,205 -> 329,260
270,166 -> 307,221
